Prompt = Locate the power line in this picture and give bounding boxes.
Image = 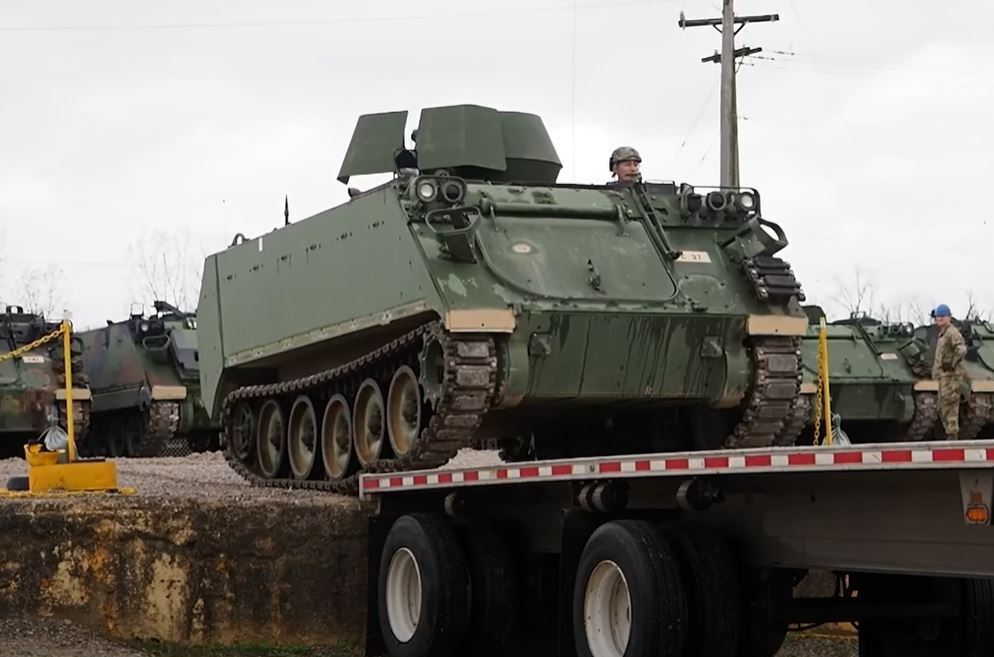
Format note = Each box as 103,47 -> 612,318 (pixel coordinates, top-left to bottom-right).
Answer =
0,0 -> 674,33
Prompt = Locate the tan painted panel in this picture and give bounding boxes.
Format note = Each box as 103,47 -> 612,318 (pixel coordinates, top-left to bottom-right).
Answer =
55,388 -> 92,401
972,380 -> 994,393
800,383 -> 818,395
746,315 -> 807,337
914,380 -> 940,392
444,308 -> 516,333
151,385 -> 187,401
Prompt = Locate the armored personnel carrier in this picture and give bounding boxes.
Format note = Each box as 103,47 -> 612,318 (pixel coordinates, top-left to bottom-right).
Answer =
197,104 -> 808,494
908,318 -> 994,440
780,307 -> 939,445
77,301 -> 219,457
0,305 -> 91,456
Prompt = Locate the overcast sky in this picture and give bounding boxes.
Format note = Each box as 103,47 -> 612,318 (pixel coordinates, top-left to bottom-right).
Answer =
1,0 -> 991,330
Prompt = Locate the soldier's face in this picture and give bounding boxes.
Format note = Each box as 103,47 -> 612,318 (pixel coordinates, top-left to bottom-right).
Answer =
613,159 -> 640,182
935,315 -> 950,327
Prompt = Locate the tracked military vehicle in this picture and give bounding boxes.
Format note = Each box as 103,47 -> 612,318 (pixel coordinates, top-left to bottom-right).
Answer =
0,305 -> 91,457
197,104 -> 808,494
908,318 -> 994,441
780,307 -> 939,445
77,301 -> 218,457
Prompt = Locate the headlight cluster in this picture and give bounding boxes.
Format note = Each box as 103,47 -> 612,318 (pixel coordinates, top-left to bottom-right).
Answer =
409,175 -> 467,206
678,184 -> 760,221
883,322 -> 915,337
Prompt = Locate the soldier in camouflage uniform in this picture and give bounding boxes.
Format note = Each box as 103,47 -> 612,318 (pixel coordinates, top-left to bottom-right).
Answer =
608,146 -> 642,186
931,304 -> 968,440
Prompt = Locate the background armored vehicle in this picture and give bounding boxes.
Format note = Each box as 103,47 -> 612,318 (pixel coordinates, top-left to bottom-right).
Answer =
78,301 -> 218,457
781,307 -> 938,445
908,318 -> 994,440
196,103 -> 808,494
0,305 -> 91,457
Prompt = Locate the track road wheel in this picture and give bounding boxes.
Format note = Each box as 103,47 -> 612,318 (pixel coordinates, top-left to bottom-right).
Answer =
229,400 -> 256,463
321,394 -> 353,481
378,514 -> 470,657
256,399 -> 288,479
354,378 -> 386,467
660,522 -> 740,657
573,520 -> 687,657
287,395 -> 319,480
387,365 -> 423,458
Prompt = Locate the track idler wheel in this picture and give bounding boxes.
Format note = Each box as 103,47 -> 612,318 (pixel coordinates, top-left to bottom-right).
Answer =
288,395 -> 319,480
229,400 -> 256,463
354,378 -> 386,467
387,365 -> 424,458
321,394 -> 354,481
256,399 -> 288,479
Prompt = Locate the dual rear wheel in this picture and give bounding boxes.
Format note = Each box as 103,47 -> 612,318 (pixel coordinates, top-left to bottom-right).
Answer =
376,515 -> 744,657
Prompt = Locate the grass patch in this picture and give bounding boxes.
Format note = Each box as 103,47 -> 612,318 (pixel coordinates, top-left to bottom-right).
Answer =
138,640 -> 358,657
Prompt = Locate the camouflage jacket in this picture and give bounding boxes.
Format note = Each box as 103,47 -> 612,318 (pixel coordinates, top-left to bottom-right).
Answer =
933,323 -> 967,379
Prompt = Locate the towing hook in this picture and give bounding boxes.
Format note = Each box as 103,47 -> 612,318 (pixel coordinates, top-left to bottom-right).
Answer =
676,478 -> 725,512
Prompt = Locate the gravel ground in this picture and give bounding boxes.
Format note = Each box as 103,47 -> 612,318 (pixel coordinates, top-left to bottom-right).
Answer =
0,616 -> 148,657
0,614 -> 854,657
0,447 -> 502,502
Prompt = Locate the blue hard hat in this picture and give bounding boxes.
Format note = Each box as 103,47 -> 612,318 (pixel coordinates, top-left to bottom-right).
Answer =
932,303 -> 951,317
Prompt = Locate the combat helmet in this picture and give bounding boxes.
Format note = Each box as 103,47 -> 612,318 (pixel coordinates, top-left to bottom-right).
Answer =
609,146 -> 641,171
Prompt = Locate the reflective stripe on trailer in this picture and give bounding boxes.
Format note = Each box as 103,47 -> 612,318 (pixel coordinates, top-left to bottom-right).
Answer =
359,441 -> 994,498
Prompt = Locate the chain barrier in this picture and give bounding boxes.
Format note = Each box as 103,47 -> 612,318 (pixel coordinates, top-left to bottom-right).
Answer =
0,320 -> 78,459
0,324 -> 66,364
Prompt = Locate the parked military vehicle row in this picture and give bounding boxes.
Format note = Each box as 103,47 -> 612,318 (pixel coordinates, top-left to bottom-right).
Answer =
0,301 -> 218,458
76,301 -> 219,457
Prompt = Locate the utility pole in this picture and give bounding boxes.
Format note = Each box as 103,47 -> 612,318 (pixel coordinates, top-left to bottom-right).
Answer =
679,2 -> 778,188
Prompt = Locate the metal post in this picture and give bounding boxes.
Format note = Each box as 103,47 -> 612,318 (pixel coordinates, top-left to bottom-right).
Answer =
678,8 -> 778,188
61,319 -> 76,461
720,0 -> 736,188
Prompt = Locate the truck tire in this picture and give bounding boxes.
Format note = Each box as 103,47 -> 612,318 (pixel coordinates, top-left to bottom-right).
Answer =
737,568 -> 789,657
573,520 -> 687,657
459,523 -> 518,657
659,522 -> 740,657
857,575 -> 994,657
377,514 -> 470,657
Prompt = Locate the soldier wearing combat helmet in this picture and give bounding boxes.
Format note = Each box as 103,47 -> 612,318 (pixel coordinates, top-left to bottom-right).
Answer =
931,303 -> 968,440
608,146 -> 642,186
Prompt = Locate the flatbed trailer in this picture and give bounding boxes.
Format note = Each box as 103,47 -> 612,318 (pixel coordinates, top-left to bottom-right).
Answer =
358,439 -> 994,657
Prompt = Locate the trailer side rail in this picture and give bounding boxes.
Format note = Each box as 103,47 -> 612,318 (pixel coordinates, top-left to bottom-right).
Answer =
360,439 -> 994,497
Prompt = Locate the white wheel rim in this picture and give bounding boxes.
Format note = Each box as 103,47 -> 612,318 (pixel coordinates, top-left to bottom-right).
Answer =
288,396 -> 317,479
353,380 -> 385,467
386,547 -> 422,643
584,560 -> 632,657
321,395 -> 352,480
387,366 -> 421,457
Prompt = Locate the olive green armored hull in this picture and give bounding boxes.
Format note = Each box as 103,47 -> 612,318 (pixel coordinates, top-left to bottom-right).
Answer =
197,104 -> 809,494
77,301 -> 218,457
0,305 -> 91,457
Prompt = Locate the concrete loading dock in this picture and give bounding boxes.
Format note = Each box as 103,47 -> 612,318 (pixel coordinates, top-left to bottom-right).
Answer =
0,453 -> 369,650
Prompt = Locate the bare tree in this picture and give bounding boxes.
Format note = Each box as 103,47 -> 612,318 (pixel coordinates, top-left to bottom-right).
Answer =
16,264 -> 66,318
833,268 -> 877,318
963,291 -> 992,322
128,228 -> 206,314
